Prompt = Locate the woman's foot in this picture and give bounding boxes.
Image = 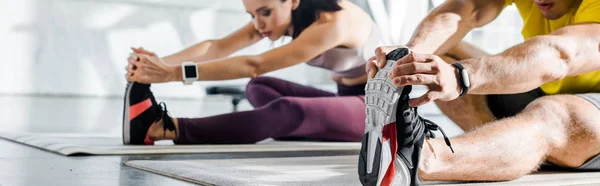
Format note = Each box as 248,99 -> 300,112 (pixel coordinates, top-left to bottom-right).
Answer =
122,82 -> 177,145
146,118 -> 179,141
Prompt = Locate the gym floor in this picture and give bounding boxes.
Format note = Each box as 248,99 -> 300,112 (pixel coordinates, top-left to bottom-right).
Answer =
0,86 -> 461,186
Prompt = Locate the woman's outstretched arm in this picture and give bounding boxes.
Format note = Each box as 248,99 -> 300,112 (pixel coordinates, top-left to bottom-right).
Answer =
127,18 -> 348,83
143,22 -> 263,65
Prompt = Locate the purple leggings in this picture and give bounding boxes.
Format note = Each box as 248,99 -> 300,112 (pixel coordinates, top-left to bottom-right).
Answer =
173,76 -> 366,144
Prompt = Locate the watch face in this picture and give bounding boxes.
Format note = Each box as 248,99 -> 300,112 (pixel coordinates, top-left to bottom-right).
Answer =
184,65 -> 197,78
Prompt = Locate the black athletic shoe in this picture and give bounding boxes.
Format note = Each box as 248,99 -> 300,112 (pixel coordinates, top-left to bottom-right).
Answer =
358,48 -> 454,186
122,82 -> 176,145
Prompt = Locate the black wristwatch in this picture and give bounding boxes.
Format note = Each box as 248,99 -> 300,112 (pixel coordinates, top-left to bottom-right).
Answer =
451,63 -> 470,97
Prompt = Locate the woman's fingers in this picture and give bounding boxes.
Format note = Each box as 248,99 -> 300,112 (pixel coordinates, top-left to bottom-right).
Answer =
125,72 -> 135,82
131,47 -> 156,57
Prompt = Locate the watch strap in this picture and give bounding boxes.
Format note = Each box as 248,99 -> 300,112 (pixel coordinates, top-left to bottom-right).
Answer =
451,63 -> 469,97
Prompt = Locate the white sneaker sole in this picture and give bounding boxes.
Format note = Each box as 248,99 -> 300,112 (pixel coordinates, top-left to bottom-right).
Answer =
122,82 -> 133,144
360,48 -> 411,186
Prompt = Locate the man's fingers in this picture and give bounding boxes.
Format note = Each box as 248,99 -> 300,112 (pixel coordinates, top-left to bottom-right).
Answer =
389,62 -> 438,78
392,74 -> 438,87
374,46 -> 401,68
396,53 -> 437,65
374,46 -> 410,68
368,64 -> 378,78
366,57 -> 378,78
374,47 -> 389,68
408,91 -> 442,107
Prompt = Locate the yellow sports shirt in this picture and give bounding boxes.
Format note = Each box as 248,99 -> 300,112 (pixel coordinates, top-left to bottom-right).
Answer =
505,0 -> 600,94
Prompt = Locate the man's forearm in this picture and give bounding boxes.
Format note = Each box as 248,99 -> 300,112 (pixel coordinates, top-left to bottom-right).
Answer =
459,22 -> 600,95
462,37 -> 571,95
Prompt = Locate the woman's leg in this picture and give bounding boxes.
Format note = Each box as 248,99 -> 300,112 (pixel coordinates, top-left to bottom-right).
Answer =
246,76 -> 335,107
280,96 -> 366,141
173,97 -> 306,144
148,95 -> 366,144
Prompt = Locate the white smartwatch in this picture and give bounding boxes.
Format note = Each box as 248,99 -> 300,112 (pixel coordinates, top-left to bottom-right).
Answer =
181,62 -> 198,85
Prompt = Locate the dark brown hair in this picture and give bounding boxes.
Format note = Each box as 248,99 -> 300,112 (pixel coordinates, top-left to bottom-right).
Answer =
284,0 -> 342,38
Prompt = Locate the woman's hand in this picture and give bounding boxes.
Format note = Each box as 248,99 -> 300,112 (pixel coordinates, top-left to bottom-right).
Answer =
125,48 -> 178,84
131,47 -> 156,56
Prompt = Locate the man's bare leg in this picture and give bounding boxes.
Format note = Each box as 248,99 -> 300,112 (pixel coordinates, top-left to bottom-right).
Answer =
418,95 -> 600,181
436,41 -> 495,131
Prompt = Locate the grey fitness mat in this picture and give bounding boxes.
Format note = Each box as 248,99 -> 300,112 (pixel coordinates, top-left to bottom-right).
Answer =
0,133 -> 360,156
124,155 -> 600,186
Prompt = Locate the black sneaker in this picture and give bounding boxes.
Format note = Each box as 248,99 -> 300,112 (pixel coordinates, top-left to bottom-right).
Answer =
358,48 -> 454,186
122,82 -> 176,145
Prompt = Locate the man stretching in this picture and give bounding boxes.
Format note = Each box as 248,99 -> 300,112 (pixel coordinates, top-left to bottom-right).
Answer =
358,0 -> 600,185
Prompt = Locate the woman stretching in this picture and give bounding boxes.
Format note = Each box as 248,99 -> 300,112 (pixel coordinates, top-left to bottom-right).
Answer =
123,0 -> 382,145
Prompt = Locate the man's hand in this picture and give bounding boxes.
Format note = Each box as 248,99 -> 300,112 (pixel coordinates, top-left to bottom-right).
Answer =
365,46 -> 405,78
389,53 -> 462,107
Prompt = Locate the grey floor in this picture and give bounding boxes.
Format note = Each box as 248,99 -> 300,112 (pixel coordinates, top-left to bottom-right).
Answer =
0,95 -> 212,186
0,86 -> 461,186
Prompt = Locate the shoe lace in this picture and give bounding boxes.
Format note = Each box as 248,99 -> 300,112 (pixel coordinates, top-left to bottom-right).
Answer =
405,108 -> 455,153
157,102 -> 177,138
422,118 -> 455,153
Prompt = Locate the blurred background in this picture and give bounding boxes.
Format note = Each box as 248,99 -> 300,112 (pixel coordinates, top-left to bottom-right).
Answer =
0,0 -> 524,134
